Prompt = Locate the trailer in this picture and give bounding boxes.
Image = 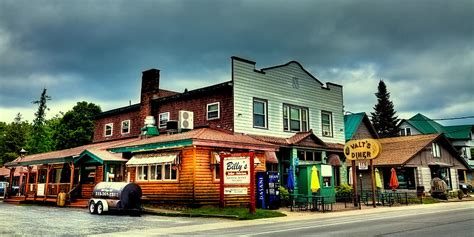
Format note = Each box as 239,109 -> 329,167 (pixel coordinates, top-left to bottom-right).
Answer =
89,182 -> 142,215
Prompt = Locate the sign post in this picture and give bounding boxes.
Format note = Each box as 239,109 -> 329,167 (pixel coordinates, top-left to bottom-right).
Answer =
344,139 -> 382,208
219,151 -> 256,214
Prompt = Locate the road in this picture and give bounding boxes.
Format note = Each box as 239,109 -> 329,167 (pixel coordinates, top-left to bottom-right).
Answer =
0,201 -> 472,236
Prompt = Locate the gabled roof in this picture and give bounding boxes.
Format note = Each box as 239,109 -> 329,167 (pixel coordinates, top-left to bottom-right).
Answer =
404,113 -> 445,134
250,130 -> 343,151
110,128 -> 278,153
373,134 -> 469,169
344,112 -> 379,141
5,138 -> 139,167
402,113 -> 473,140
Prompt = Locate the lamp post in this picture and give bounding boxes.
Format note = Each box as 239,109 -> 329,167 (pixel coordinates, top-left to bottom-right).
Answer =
359,173 -> 363,196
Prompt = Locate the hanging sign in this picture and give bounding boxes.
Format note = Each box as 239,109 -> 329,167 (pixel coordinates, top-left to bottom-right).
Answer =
358,160 -> 368,170
223,156 -> 250,184
344,139 -> 382,160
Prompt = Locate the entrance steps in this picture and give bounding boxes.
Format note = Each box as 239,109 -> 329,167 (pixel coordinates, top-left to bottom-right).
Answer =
68,198 -> 89,208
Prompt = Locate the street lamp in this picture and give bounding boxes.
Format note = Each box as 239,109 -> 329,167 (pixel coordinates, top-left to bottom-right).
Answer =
359,173 -> 363,195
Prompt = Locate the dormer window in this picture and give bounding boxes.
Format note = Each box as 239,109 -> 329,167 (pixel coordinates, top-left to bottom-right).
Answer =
121,120 -> 130,134
105,123 -> 113,137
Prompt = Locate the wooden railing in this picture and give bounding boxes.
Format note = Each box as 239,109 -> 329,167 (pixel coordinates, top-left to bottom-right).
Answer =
46,183 -> 71,196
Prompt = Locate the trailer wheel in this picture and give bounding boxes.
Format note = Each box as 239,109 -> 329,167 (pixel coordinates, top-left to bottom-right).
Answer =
96,201 -> 104,215
89,201 -> 96,214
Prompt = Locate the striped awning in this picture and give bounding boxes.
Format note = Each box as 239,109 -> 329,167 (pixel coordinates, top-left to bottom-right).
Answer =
126,152 -> 179,166
211,152 -> 261,165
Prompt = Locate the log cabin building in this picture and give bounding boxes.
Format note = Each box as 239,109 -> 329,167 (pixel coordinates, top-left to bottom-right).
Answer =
5,56 -> 346,206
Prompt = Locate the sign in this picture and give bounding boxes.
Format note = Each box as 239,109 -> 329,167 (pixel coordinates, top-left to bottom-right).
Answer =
358,160 -> 368,170
37,183 -> 45,196
321,164 -> 333,177
344,139 -> 381,160
223,156 -> 250,184
224,187 -> 248,195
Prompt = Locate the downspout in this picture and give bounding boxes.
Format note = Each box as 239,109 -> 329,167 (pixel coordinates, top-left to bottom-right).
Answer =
192,145 -> 196,206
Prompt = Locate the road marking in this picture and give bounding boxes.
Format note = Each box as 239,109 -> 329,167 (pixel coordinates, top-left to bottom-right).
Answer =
243,207 -> 474,236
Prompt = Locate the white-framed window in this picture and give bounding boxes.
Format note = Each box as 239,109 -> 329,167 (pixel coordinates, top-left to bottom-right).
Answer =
253,98 -> 267,128
159,112 -> 170,128
283,104 -> 309,132
400,127 -> 411,136
207,102 -> 220,120
104,123 -> 113,137
321,111 -> 333,137
135,164 -> 177,181
213,164 -> 221,181
432,143 -> 441,158
121,120 -> 130,134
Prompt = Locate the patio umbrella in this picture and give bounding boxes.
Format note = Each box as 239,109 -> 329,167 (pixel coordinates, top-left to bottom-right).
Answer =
348,167 -> 353,185
287,166 -> 295,192
375,168 -> 383,189
310,166 -> 320,193
389,168 -> 399,191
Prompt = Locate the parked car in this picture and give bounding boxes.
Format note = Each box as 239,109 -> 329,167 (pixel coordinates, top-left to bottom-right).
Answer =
0,182 -> 9,199
89,182 -> 142,215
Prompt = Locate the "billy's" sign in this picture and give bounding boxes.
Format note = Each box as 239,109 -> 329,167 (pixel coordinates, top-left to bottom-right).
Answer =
223,156 -> 250,184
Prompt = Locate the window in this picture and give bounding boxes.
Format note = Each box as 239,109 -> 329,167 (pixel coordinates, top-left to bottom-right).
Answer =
321,111 -> 333,137
121,120 -> 130,134
159,112 -> 170,128
207,102 -> 220,120
432,143 -> 441,158
400,127 -> 411,136
297,150 -> 322,162
135,164 -> 177,181
214,164 -> 221,180
104,123 -> 113,137
283,104 -> 309,132
253,98 -> 267,128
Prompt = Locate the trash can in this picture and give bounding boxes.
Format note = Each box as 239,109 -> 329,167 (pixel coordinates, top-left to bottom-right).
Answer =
57,192 -> 67,207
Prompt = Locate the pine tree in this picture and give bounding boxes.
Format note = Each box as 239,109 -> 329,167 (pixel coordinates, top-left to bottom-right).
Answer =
28,88 -> 52,154
370,80 -> 400,138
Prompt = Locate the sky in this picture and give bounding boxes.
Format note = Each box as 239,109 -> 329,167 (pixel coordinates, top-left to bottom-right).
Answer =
0,0 -> 473,126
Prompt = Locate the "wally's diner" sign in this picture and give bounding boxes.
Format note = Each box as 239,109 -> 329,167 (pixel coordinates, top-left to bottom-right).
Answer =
344,139 -> 382,160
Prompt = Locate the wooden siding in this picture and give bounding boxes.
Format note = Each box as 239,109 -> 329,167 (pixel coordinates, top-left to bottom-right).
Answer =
406,147 -> 466,169
399,122 -> 421,136
130,147 -> 266,206
352,121 -> 377,140
233,58 -> 344,144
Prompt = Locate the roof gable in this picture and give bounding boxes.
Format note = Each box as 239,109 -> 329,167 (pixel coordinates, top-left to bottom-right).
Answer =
261,61 -> 324,86
344,112 -> 378,141
406,113 -> 444,134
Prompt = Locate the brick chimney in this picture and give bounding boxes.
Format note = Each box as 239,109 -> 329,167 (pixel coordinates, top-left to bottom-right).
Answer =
140,69 -> 160,125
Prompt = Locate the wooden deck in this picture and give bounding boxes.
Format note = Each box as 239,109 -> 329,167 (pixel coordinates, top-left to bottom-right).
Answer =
3,196 -> 89,208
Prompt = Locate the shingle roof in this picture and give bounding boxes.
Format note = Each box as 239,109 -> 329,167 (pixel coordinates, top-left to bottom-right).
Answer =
6,138 -> 139,167
250,131 -> 343,151
373,134 -> 440,166
111,128 -> 278,151
443,125 -> 473,140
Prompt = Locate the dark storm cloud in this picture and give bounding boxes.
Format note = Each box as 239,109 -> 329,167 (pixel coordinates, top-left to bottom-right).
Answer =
0,0 -> 473,123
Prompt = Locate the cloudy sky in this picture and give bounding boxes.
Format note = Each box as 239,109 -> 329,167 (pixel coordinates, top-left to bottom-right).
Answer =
0,0 -> 473,125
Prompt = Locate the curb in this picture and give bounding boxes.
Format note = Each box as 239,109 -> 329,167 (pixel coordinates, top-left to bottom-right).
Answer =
142,208 -> 240,219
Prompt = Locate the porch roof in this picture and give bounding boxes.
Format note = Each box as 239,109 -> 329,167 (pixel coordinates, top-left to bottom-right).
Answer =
5,138 -> 138,167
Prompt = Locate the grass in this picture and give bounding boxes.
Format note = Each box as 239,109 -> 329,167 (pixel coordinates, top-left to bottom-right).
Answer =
407,197 -> 440,204
182,207 -> 287,220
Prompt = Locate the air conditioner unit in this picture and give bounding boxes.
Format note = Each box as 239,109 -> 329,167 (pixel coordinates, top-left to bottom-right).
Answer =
323,131 -> 330,136
179,110 -> 194,130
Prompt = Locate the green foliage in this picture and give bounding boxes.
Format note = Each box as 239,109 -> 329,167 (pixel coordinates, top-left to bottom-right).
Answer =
28,88 -> 53,154
54,101 -> 101,150
279,186 -> 290,206
0,113 -> 31,164
370,80 -> 400,138
182,207 -> 286,220
335,183 -> 353,195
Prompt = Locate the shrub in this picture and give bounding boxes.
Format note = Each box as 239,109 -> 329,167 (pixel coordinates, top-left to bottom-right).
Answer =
336,183 -> 353,196
279,186 -> 289,206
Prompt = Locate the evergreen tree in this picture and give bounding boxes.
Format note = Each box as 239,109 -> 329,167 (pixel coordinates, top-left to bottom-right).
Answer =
28,88 -> 52,154
370,80 -> 400,138
54,101 -> 101,149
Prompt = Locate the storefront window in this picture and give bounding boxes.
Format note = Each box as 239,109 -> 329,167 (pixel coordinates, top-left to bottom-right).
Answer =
382,167 -> 416,190
136,163 -> 177,181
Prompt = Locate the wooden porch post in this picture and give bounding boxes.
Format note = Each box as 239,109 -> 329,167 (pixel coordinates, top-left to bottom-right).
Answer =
69,162 -> 75,191
44,165 -> 52,200
25,167 -> 31,199
35,167 -> 39,200
8,167 -> 15,196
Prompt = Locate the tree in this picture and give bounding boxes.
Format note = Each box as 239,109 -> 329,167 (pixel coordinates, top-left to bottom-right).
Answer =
54,101 -> 101,150
1,113 -> 31,165
370,80 -> 400,138
28,88 -> 53,154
